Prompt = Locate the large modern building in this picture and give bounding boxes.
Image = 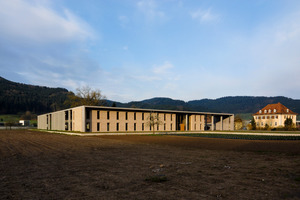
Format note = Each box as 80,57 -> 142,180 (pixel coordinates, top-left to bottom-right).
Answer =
38,106 -> 234,132
253,102 -> 298,128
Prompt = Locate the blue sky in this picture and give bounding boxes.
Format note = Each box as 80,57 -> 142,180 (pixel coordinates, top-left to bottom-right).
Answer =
1,0 -> 300,102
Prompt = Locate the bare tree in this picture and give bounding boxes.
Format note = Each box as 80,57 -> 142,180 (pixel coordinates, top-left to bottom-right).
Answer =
64,86 -> 106,107
146,112 -> 163,134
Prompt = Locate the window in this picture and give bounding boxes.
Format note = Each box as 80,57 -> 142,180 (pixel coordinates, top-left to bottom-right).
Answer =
142,123 -> 144,131
107,111 -> 110,120
97,123 -> 100,131
264,110 -> 267,113
275,122 -> 277,126
157,124 -> 159,131
97,111 -> 100,119
134,112 -> 136,120
107,123 -> 110,131
125,123 -> 128,131
276,116 -> 278,119
269,109 -> 271,113
142,113 -> 144,120
171,114 -> 173,121
116,123 -> 119,131
259,110 -> 262,114
274,109 -> 277,113
194,124 -> 196,130
195,116 -> 197,122
287,109 -> 289,113
164,123 -> 166,131
117,112 -> 119,120
164,114 -> 166,121
267,116 -> 269,119
170,124 -> 172,130
86,110 -> 90,119
126,112 -> 128,120
261,122 -> 263,126
134,123 -> 136,131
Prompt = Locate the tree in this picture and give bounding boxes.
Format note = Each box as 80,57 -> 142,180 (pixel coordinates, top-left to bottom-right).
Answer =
146,112 -> 163,134
250,117 -> 256,130
64,86 -> 106,107
284,117 -> 294,130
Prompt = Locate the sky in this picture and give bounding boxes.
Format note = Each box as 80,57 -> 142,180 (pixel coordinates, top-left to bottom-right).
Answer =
1,0 -> 300,102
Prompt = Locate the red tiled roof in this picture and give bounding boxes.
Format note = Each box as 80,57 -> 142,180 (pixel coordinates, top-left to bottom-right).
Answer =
253,102 -> 298,115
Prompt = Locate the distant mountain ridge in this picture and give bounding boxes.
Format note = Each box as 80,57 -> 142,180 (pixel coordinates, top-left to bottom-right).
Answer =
0,76 -> 299,116
116,96 -> 300,115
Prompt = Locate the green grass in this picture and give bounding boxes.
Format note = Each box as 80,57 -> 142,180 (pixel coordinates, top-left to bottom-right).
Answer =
172,133 -> 300,140
0,114 -> 21,123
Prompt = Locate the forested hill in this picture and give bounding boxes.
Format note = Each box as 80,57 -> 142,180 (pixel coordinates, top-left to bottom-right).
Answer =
117,96 -> 300,115
1,76 -> 300,115
0,76 -> 69,114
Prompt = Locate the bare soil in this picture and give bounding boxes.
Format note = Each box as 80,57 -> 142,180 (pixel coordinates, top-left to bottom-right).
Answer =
1,130 -> 300,200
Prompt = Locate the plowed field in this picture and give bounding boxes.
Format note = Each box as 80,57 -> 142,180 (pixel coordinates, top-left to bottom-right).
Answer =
1,130 -> 300,199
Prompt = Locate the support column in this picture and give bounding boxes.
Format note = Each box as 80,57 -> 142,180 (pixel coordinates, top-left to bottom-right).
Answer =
211,115 -> 215,131
186,114 -> 188,131
220,116 -> 223,131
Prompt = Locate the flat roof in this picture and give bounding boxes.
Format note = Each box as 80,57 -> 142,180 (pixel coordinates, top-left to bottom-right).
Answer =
83,105 -> 233,116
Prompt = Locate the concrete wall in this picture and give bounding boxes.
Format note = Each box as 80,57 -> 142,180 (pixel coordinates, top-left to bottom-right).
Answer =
38,106 -> 234,132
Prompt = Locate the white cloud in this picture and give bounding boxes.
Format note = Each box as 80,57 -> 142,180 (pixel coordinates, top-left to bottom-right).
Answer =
190,8 -> 219,23
152,61 -> 173,74
0,0 -> 94,44
137,0 -> 165,20
0,0 -> 97,90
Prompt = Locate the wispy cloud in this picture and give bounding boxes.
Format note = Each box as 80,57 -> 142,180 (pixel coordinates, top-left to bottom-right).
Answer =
190,8 -> 219,23
0,0 -> 96,89
137,0 -> 165,20
152,61 -> 173,74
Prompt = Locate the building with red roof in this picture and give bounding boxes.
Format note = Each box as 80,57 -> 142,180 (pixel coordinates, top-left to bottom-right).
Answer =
253,102 -> 298,128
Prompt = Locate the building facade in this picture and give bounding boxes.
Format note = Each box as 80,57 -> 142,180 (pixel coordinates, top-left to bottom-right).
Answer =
253,102 -> 298,128
38,106 -> 234,132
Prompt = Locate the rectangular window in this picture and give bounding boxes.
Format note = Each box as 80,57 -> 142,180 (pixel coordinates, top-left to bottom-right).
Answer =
134,123 -> 136,131
125,123 -> 128,131
142,113 -> 144,120
134,112 -> 136,120
261,122 -> 263,126
157,124 -> 159,131
97,123 -> 100,131
107,111 -> 110,120
276,116 -> 278,119
126,112 -> 128,120
97,111 -> 100,119
195,116 -> 196,122
86,110 -> 90,120
164,123 -> 166,131
171,114 -> 173,121
117,112 -> 119,120
142,123 -> 144,131
116,123 -> 119,131
107,123 -> 110,131
194,124 -> 196,130
164,114 -> 166,121
170,124 -> 172,130
275,122 -> 277,126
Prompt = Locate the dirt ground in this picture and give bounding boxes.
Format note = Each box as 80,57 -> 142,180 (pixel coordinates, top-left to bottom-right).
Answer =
1,130 -> 300,200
